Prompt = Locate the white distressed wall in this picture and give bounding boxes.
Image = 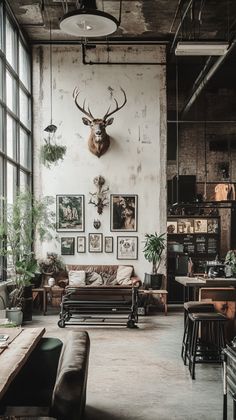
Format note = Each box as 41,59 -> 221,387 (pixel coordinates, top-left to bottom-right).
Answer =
32,45 -> 166,279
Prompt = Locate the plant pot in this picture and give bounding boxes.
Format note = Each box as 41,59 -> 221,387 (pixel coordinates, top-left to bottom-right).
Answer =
144,273 -> 163,290
22,285 -> 33,322
6,307 -> 23,326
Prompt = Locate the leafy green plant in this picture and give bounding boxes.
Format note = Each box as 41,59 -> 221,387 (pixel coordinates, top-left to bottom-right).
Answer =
40,140 -> 67,169
225,250 -> 236,276
38,252 -> 65,274
143,232 -> 166,274
0,192 -> 56,308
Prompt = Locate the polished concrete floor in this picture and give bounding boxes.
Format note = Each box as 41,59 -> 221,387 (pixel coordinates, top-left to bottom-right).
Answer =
27,309 -> 230,420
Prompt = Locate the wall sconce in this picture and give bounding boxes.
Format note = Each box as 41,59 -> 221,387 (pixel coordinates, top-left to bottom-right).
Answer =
89,176 -> 109,214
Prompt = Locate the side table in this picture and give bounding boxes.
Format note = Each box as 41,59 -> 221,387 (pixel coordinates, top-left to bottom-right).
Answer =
32,287 -> 47,315
142,289 -> 168,315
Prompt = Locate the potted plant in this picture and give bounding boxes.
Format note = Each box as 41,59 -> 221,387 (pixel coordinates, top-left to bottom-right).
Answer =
0,191 -> 55,324
38,252 -> 65,285
224,250 -> 236,277
143,232 -> 166,289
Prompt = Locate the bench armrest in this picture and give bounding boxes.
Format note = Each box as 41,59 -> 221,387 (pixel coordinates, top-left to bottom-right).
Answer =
131,276 -> 142,287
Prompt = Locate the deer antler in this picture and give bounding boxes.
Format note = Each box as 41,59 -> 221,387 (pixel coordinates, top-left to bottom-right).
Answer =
103,87 -> 127,120
73,87 -> 94,120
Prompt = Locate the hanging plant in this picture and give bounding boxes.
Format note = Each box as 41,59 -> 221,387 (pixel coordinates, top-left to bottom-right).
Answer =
40,124 -> 66,169
40,23 -> 67,170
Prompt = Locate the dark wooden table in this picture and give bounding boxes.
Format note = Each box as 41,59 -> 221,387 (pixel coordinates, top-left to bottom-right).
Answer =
0,327 -> 45,399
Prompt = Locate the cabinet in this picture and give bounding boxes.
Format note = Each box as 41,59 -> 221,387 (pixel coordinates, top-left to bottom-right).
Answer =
167,216 -> 220,303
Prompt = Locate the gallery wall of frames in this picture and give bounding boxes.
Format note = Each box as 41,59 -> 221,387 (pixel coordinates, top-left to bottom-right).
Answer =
57,194 -> 139,260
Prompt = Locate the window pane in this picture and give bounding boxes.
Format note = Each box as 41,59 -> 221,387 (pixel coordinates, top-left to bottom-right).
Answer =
5,16 -> 17,71
0,106 -> 3,151
20,128 -> 31,169
0,156 -> 3,197
7,162 -> 17,205
19,89 -> 31,129
6,114 -> 17,159
6,71 -> 17,113
19,41 -> 31,92
19,170 -> 28,192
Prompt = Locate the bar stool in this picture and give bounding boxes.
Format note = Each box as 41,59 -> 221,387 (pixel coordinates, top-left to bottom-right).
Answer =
188,312 -> 227,379
181,301 -> 215,365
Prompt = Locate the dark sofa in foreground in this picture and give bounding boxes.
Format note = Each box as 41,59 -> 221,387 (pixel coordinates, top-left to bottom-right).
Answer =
1,331 -> 90,420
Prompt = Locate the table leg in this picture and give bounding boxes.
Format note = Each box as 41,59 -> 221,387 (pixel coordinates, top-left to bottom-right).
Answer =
43,288 -> 47,315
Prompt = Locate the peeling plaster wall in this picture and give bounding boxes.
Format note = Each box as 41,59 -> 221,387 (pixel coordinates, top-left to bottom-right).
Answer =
33,45 -> 166,278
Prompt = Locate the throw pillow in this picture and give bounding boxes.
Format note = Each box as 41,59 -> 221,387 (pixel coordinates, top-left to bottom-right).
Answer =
101,272 -> 117,285
86,271 -> 103,286
116,265 -> 133,285
68,270 -> 86,286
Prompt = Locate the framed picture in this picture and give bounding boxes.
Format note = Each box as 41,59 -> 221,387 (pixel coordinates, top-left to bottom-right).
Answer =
77,236 -> 86,253
88,233 -> 103,253
177,219 -> 194,234
56,195 -> 84,232
104,236 -> 113,253
207,218 -> 219,234
61,237 -> 75,255
117,236 -> 138,260
110,194 -> 138,232
167,221 -> 178,234
194,219 -> 208,233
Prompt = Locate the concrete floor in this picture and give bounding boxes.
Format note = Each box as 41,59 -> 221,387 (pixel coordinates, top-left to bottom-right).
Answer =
26,310 -> 231,420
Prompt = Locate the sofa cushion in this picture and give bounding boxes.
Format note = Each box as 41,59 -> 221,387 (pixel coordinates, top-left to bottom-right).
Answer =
116,265 -> 133,285
68,270 -> 86,286
86,271 -> 103,286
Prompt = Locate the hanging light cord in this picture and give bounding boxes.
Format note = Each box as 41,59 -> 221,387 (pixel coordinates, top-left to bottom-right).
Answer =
50,20 -> 52,126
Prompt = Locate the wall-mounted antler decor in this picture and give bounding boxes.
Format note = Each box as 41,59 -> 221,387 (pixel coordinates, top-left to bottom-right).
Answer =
73,87 -> 127,157
89,176 -> 109,214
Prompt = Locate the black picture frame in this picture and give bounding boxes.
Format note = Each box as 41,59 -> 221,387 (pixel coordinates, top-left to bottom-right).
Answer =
77,236 -> 86,253
88,233 -> 103,253
104,236 -> 113,253
117,236 -> 138,260
61,237 -> 75,255
56,195 -> 85,232
110,194 -> 138,232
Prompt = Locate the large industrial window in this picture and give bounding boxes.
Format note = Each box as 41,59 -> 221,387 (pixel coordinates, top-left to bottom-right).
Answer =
0,0 -> 32,281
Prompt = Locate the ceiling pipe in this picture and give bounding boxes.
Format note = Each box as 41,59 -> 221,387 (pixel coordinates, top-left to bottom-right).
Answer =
170,0 -> 193,54
181,38 -> 236,117
169,0 -> 185,33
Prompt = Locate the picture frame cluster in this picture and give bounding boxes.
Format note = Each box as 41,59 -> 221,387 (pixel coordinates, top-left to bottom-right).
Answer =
57,194 -> 139,260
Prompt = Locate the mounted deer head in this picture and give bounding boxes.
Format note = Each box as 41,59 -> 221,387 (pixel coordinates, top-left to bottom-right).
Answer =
73,87 -> 127,157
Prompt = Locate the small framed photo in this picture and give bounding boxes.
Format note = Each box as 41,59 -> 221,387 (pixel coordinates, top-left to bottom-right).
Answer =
117,236 -> 138,260
104,236 -> 113,253
194,219 -> 208,233
110,194 -> 138,232
56,195 -> 85,232
207,219 -> 219,234
167,221 -> 177,234
89,233 -> 103,253
61,237 -> 75,255
77,236 -> 86,253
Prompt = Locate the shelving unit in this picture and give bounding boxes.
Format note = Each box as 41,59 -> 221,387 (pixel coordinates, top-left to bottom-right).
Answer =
167,216 -> 220,303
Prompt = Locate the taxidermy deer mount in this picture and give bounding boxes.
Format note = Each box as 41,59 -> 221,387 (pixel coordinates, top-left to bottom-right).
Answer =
89,176 -> 109,215
73,87 -> 127,157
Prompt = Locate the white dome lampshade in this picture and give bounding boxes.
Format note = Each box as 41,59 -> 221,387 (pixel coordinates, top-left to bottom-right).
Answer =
60,9 -> 119,38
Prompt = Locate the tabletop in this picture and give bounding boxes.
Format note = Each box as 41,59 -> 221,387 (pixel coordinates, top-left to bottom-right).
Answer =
0,327 -> 45,399
175,276 -> 236,288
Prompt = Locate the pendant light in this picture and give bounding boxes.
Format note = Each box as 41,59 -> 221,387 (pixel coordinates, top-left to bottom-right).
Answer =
60,0 -> 121,38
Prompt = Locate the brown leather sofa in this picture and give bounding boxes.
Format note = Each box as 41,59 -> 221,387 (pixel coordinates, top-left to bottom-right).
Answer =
1,331 -> 90,420
57,264 -> 141,328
